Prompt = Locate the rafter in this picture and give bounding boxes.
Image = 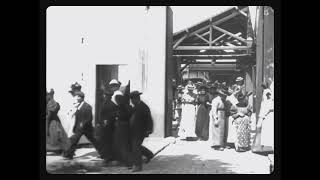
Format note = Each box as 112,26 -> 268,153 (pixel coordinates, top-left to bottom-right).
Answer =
176,46 -> 249,51
195,33 -> 210,44
173,34 -> 188,50
211,25 -> 247,44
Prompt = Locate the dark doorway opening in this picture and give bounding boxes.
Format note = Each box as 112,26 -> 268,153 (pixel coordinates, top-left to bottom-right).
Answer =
95,65 -> 119,125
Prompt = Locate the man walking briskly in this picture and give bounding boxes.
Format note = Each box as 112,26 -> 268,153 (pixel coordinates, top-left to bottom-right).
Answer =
128,91 -> 153,172
63,91 -> 101,159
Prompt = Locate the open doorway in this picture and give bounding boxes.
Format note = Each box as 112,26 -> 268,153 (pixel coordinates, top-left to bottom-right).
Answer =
95,65 -> 119,126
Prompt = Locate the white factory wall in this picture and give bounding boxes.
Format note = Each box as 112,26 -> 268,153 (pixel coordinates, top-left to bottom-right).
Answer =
46,6 -> 168,141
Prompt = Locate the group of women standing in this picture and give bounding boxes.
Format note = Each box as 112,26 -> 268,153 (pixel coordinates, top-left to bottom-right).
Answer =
176,79 -> 257,152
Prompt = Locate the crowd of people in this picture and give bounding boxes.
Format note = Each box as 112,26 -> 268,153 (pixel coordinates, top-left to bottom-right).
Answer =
174,77 -> 274,152
46,79 -> 154,172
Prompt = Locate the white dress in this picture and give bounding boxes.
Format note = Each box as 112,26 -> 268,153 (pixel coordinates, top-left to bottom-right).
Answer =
260,96 -> 274,148
178,92 -> 197,138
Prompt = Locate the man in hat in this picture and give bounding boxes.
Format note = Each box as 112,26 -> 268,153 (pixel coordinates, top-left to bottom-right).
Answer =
63,91 -> 101,159
128,91 -> 154,172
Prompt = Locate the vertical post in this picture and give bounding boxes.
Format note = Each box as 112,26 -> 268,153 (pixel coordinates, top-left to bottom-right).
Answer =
252,6 -> 264,152
209,18 -> 212,47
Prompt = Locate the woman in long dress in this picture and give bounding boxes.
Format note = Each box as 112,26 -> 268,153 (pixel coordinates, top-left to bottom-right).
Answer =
195,86 -> 210,141
259,89 -> 274,150
210,89 -> 227,151
230,93 -> 253,152
46,89 -> 70,153
178,85 -> 197,140
111,84 -> 131,166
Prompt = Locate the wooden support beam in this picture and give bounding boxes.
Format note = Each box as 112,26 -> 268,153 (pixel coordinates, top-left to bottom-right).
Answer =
176,46 -> 249,51
195,33 -> 210,44
239,10 -> 248,17
211,25 -> 247,44
173,54 -> 249,57
173,34 -> 188,49
209,25 -> 212,46
188,8 -> 246,38
180,63 -> 190,72
211,34 -> 226,44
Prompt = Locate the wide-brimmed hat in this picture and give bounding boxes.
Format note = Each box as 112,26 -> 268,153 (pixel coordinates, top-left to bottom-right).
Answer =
68,82 -> 82,93
74,91 -> 85,98
129,90 -> 142,98
236,77 -> 244,82
109,79 -> 121,86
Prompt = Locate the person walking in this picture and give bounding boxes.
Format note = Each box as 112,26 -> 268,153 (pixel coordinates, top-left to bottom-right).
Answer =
178,85 -> 197,140
63,91 -> 102,159
210,89 -> 228,151
46,89 -> 70,154
128,91 -> 154,172
195,85 -> 210,141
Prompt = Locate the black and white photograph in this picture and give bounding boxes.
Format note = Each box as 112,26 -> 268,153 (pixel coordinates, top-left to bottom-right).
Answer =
45,6 -> 275,174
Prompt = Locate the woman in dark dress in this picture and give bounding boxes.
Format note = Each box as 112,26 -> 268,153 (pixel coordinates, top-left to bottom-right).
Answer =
195,86 -> 210,141
111,83 -> 132,166
46,89 -> 70,153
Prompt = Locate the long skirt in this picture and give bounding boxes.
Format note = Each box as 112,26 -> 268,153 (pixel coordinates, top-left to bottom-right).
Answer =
261,112 -> 274,148
234,116 -> 251,150
178,104 -> 197,138
112,121 -> 130,164
211,110 -> 226,146
226,116 -> 237,143
195,104 -> 210,140
46,120 -> 70,152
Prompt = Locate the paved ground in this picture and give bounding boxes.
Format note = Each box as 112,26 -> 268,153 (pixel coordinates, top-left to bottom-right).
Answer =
46,138 -> 271,174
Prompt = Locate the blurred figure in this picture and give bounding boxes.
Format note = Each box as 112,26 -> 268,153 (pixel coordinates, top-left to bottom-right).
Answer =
128,91 -> 154,172
210,89 -> 228,151
259,88 -> 274,150
175,85 -> 184,125
98,88 -> 117,163
229,93 -> 253,152
63,91 -> 101,159
178,84 -> 197,140
46,89 -> 70,154
195,85 -> 210,141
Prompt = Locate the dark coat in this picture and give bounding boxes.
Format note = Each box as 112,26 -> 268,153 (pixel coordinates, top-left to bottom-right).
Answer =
129,101 -> 153,138
73,102 -> 93,133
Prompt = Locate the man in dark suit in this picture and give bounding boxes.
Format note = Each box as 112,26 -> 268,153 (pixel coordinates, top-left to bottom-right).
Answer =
63,91 -> 102,159
128,91 -> 154,172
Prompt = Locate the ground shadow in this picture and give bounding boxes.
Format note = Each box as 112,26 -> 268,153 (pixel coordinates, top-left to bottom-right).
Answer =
138,154 -> 238,174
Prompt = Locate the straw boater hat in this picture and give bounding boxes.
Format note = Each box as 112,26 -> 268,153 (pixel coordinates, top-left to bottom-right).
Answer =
236,77 -> 244,82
